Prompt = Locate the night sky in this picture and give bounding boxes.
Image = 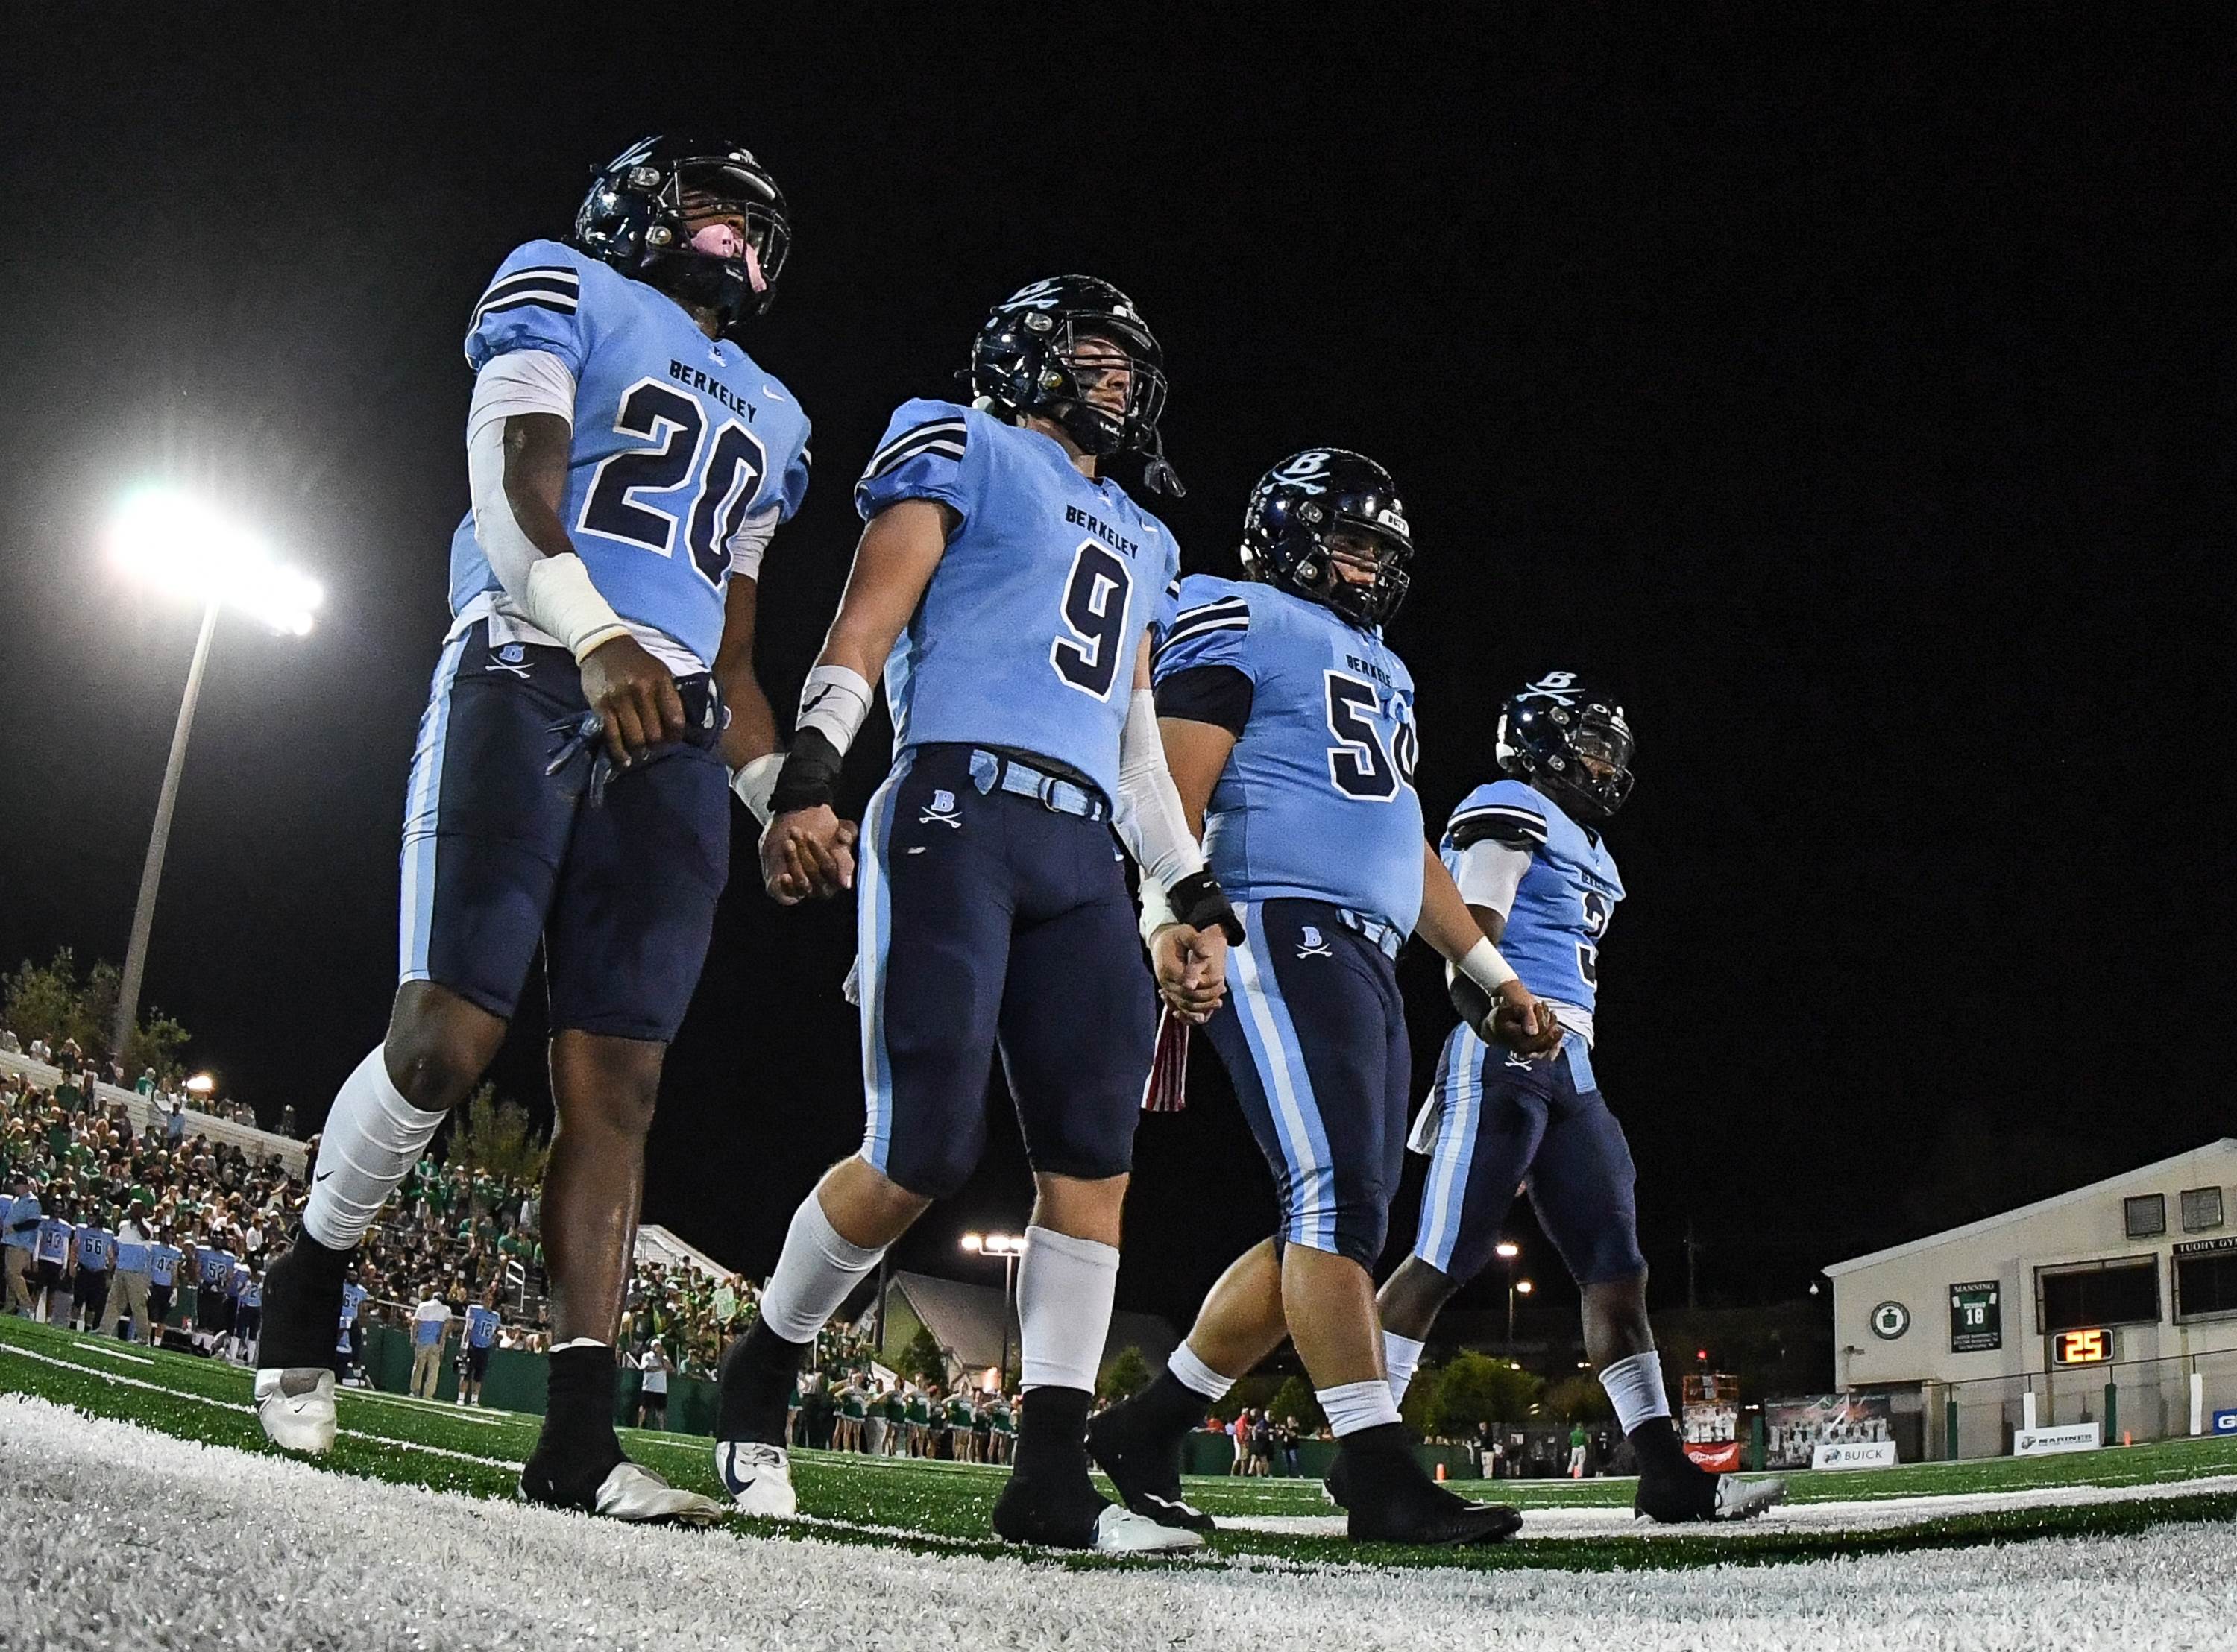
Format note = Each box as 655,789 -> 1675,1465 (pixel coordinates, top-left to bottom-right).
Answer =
2,13 -> 2230,1339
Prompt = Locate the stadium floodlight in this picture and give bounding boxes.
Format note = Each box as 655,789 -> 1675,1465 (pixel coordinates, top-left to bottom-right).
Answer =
110,487 -> 321,637
105,487 -> 322,1063
1516,1279 -> 1534,1295
1494,1240 -> 1520,1261
184,1074 -> 215,1096
960,1232 -> 984,1253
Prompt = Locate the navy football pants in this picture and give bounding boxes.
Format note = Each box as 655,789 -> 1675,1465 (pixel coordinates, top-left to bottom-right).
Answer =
398,623 -> 729,1043
1410,1028 -> 1646,1287
1203,899 -> 1412,1270
854,745 -> 1155,1198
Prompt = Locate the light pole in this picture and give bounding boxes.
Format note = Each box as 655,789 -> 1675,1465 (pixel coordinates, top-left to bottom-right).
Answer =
960,1232 -> 1025,1389
1495,1240 -> 1521,1350
107,489 -> 319,1063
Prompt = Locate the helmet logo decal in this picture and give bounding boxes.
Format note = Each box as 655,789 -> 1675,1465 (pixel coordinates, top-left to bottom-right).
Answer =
1004,277 -> 1068,309
1518,670 -> 1580,706
1271,450 -> 1335,491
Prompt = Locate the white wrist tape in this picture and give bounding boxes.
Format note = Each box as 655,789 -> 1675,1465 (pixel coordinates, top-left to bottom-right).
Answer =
522,553 -> 631,662
1456,936 -> 1520,995
796,664 -> 873,755
731,751 -> 784,826
1137,876 -> 1177,948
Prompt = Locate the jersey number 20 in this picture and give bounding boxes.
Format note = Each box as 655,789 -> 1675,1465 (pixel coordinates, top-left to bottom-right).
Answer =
579,378 -> 769,587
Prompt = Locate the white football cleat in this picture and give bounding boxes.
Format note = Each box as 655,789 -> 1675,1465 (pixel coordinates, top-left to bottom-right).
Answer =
1716,1475 -> 1789,1520
1091,1504 -> 1204,1554
254,1367 -> 337,1454
715,1440 -> 798,1518
589,1461 -> 727,1526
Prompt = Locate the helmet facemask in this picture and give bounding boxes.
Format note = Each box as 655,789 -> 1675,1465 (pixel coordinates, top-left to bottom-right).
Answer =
638,158 -> 790,334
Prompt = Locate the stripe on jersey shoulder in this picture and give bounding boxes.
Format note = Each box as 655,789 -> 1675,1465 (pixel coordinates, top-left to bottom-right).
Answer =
1449,803 -> 1549,848
866,417 -> 968,472
861,427 -> 968,482
1157,599 -> 1251,654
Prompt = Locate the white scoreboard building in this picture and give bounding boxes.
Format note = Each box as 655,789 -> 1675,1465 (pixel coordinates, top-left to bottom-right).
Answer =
1824,1139 -> 2237,1460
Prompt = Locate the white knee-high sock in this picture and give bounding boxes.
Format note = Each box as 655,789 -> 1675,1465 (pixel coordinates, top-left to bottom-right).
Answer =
1599,1349 -> 1672,1435
1016,1225 -> 1118,1393
302,1047 -> 447,1251
1318,1378 -> 1402,1437
758,1193 -> 887,1344
1169,1340 -> 1236,1402
1383,1331 -> 1425,1407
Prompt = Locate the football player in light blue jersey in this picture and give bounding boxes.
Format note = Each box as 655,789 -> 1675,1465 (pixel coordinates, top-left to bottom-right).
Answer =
1379,674 -> 1786,1522
714,277 -> 1236,1555
257,137 -> 798,1528
1087,451 -> 1559,1547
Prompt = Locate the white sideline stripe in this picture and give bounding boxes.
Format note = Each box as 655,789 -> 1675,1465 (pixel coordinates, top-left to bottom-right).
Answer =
0,1343 -> 1133,1561
350,1389 -> 507,1425
1224,1466 -> 2237,1543
72,1340 -> 155,1366
11,1394 -> 2237,1652
0,1341 -> 521,1475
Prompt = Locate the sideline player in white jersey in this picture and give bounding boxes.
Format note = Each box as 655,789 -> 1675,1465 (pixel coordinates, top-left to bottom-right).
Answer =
254,136 -> 810,1524
1379,673 -> 1786,1522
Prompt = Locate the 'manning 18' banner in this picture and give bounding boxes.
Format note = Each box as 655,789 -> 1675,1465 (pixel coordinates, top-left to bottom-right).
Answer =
1764,1392 -> 1896,1470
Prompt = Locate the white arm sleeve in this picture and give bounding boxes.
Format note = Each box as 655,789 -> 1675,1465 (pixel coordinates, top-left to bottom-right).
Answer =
1453,839 -> 1532,918
466,350 -> 578,606
1113,688 -> 1206,891
465,350 -> 629,661
728,505 -> 779,584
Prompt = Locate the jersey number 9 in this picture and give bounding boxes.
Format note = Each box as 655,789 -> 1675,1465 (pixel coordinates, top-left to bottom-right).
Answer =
1050,540 -> 1133,699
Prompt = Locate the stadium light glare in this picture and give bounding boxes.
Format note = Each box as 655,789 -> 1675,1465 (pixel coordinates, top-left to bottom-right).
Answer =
960,1232 -> 984,1253
184,1073 -> 215,1095
1515,1279 -> 1533,1295
110,486 -> 321,636
1494,1240 -> 1520,1260
104,487 -> 324,1068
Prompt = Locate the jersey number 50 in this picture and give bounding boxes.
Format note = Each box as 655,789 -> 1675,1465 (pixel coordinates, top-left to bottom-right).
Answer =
1324,670 -> 1417,801
579,378 -> 770,588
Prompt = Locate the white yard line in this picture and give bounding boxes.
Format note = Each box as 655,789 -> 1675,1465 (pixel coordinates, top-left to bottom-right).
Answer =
71,1339 -> 155,1365
5,1393 -> 2237,1652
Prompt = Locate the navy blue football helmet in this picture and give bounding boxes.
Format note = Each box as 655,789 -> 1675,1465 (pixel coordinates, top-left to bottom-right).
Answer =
1495,672 -> 1634,820
1239,448 -> 1414,628
572,136 -> 790,338
969,275 -> 1183,495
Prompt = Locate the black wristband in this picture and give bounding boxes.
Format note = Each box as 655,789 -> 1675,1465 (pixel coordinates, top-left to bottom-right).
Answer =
767,728 -> 844,816
1168,870 -> 1245,945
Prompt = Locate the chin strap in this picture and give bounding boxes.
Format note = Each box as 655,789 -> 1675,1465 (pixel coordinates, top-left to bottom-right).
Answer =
1139,425 -> 1187,499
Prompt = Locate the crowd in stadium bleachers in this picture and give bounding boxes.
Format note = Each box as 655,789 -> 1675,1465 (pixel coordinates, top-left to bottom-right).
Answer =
0,1021 -> 781,1387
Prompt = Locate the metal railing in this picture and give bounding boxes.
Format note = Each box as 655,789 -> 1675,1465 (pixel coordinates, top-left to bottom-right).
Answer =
1917,1346 -> 2237,1460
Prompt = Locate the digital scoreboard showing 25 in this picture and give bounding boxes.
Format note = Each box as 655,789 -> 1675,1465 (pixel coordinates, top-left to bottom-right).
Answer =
2052,1328 -> 2112,1366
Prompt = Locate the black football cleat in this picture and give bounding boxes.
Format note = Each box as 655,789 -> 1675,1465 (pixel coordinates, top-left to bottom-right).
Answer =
1635,1457 -> 1788,1522
1087,1407 -> 1217,1533
992,1471 -> 1203,1554
254,1235 -> 350,1454
1346,1478 -> 1523,1546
